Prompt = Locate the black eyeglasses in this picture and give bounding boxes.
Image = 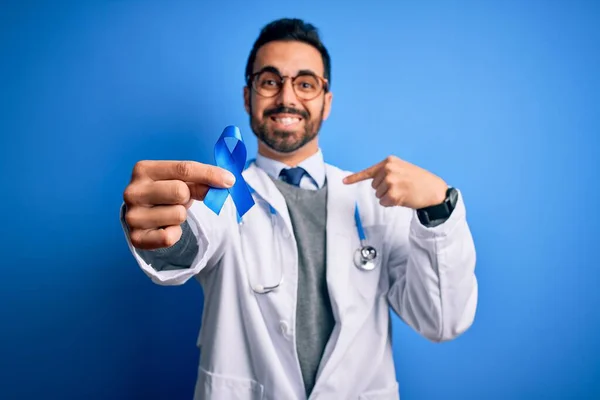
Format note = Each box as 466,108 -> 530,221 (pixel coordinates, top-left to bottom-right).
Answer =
248,69 -> 329,101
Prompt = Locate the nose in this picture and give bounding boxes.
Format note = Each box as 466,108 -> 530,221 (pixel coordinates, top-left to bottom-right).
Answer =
276,78 -> 298,106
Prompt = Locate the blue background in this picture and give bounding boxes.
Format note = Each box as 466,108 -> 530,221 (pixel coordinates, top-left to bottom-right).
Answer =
1,0 -> 599,399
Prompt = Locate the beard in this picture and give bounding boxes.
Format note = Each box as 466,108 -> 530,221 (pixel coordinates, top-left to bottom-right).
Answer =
249,103 -> 324,154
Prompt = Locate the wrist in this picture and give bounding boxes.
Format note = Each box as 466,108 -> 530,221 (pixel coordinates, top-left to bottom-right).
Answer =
430,183 -> 448,207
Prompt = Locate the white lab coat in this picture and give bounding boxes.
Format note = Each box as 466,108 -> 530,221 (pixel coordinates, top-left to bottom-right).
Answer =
121,162 -> 478,400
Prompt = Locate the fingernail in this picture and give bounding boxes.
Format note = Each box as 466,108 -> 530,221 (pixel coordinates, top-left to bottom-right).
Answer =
223,172 -> 236,187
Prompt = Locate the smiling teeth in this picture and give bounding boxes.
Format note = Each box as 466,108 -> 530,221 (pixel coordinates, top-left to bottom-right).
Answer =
275,117 -> 300,126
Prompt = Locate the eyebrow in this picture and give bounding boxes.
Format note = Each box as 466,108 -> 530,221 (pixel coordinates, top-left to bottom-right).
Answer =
252,65 -> 320,77
254,65 -> 281,76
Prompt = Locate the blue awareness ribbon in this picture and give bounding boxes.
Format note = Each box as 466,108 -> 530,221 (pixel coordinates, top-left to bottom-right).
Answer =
203,125 -> 255,218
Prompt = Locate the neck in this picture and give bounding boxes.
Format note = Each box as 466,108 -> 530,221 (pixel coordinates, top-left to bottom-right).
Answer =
258,137 -> 319,167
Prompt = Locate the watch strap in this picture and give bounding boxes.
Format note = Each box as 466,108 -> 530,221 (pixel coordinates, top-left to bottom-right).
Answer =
417,187 -> 458,226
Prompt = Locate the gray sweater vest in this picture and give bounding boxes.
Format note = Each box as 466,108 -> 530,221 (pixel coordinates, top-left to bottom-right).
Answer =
272,178 -> 335,397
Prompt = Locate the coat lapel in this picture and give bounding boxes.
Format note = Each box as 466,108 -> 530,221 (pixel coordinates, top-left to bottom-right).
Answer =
311,164 -> 376,395
322,164 -> 357,321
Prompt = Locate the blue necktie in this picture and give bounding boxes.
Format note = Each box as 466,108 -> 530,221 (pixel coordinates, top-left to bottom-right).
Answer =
279,167 -> 306,187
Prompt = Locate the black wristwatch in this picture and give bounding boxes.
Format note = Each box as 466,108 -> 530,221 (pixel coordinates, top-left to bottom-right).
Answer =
417,187 -> 458,227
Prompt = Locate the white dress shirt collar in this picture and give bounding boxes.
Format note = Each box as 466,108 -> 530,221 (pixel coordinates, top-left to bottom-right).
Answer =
254,148 -> 326,190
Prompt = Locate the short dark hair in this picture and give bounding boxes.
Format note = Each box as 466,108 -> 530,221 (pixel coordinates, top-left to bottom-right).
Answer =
245,18 -> 331,88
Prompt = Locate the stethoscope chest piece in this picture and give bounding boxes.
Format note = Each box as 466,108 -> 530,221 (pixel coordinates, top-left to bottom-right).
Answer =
354,245 -> 378,271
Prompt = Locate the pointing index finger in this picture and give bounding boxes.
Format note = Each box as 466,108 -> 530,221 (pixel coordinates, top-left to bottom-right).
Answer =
343,162 -> 382,184
139,160 -> 235,188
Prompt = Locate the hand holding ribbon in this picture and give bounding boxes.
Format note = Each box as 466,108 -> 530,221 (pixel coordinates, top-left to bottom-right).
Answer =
203,125 -> 255,218
122,159 -> 236,251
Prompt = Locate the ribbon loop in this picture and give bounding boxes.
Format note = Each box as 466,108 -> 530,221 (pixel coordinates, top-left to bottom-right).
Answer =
203,125 -> 255,218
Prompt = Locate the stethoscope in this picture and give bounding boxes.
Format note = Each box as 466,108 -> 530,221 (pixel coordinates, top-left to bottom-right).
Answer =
353,204 -> 378,271
239,189 -> 378,294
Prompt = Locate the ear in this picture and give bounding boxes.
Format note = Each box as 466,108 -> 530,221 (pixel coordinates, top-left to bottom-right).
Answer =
244,86 -> 251,114
322,91 -> 333,121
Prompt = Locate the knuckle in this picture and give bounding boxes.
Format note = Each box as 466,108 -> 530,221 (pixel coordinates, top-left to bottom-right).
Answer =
158,230 -> 172,247
174,205 -> 187,224
132,161 -> 149,178
172,181 -> 189,203
129,230 -> 144,248
162,227 -> 182,248
204,165 -> 216,183
176,161 -> 193,179
124,209 -> 137,227
122,185 -> 138,204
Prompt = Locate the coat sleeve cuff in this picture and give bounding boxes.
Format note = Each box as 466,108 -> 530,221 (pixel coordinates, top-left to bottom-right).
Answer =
410,189 -> 467,239
120,203 -> 210,285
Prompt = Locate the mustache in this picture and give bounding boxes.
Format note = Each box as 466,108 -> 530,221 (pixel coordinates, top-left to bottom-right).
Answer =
263,106 -> 309,119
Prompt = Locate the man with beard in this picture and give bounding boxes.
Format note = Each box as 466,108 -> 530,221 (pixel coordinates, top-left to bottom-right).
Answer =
121,18 -> 478,400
